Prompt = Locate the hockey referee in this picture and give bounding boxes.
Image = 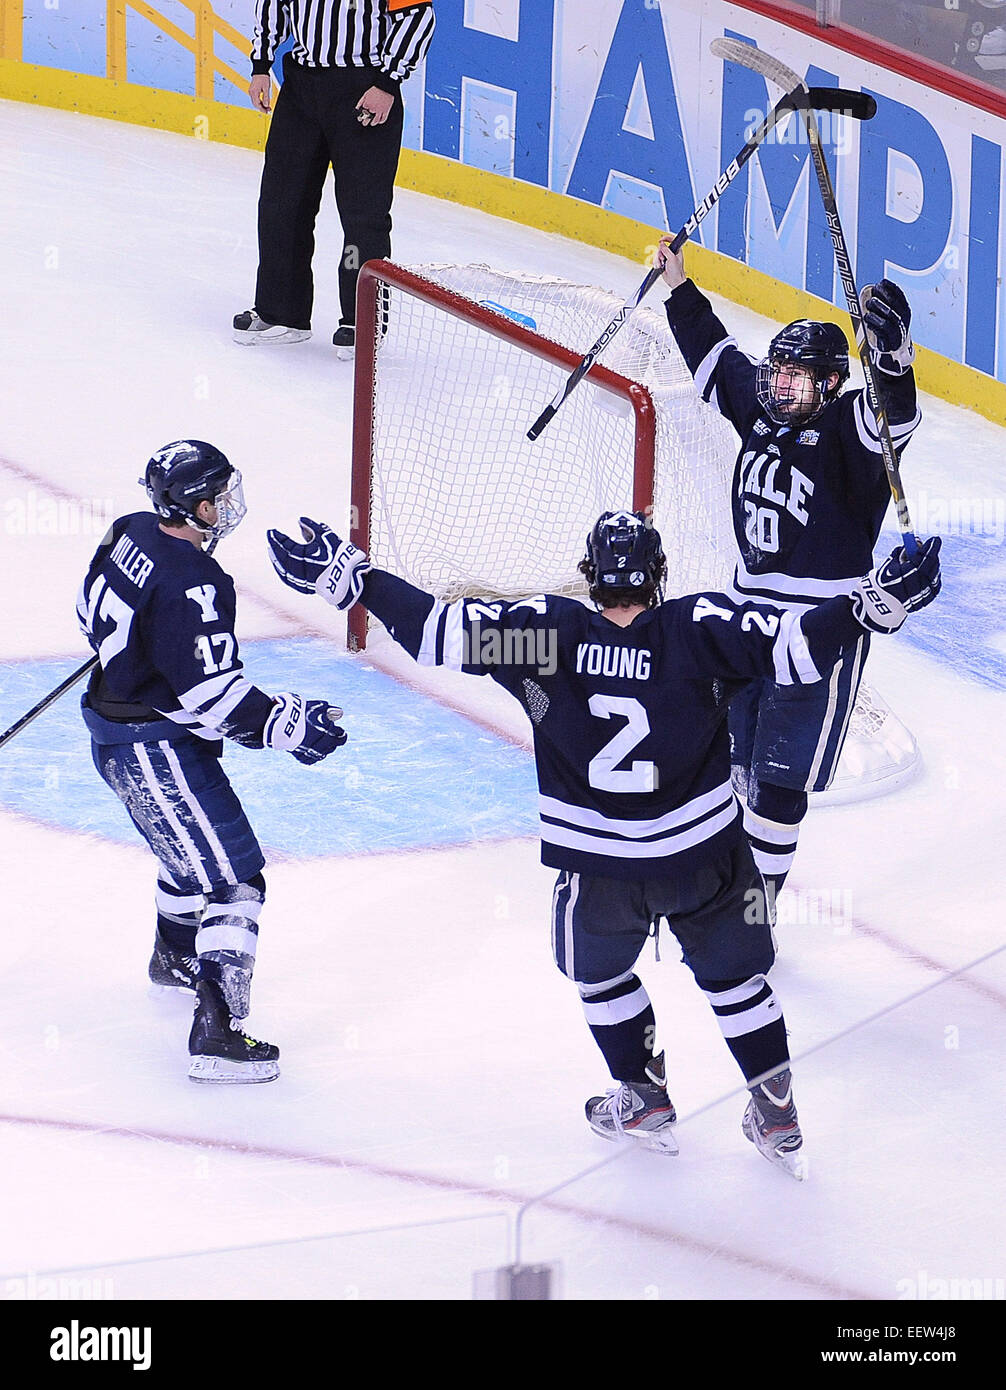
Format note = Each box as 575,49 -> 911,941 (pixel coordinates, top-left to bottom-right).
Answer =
233,1 -> 435,356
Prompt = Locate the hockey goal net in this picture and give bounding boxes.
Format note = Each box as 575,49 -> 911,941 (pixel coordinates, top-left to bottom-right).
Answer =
349,259 -> 920,800
349,260 -> 737,649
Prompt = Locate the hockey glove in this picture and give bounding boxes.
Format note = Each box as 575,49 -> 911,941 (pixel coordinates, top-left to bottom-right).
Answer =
316,537 -> 372,611
860,279 -> 915,375
264,693 -> 347,764
267,517 -> 339,594
850,536 -> 942,634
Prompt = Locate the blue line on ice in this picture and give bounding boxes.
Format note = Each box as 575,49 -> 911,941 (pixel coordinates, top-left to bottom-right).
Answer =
0,638 -> 539,857
880,530 -> 1006,692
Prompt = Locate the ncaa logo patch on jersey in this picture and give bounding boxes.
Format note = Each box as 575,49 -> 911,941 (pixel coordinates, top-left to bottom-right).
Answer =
798,429 -> 820,445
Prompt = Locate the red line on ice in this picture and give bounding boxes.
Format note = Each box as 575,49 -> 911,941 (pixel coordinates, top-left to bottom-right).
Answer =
0,1109 -> 872,1299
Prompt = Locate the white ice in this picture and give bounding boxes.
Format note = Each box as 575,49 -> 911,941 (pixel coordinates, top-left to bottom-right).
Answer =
1,99 -> 1004,1303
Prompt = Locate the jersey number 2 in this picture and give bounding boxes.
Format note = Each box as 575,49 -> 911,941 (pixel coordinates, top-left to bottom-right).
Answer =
587,695 -> 656,793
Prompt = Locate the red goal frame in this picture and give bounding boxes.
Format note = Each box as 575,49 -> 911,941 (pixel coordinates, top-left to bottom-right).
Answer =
348,259 -> 658,650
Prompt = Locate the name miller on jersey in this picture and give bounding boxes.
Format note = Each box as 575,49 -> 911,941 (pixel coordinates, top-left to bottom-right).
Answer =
109,533 -> 155,589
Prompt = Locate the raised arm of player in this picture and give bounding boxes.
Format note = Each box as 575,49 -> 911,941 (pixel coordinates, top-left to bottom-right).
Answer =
266,519 -> 551,681
672,537 -> 942,683
848,279 -> 921,464
656,239 -> 759,436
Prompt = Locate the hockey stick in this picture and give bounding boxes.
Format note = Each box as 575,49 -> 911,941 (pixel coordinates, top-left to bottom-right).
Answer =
0,534 -> 220,752
526,83 -> 875,442
711,37 -> 916,554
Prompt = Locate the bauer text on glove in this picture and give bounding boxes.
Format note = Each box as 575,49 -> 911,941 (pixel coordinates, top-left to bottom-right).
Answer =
850,536 -> 941,634
263,692 -> 347,764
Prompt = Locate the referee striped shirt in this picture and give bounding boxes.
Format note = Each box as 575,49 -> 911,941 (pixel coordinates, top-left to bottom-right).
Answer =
251,0 -> 435,88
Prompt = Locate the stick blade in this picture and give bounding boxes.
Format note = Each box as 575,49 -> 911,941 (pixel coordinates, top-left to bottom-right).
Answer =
710,37 -> 803,94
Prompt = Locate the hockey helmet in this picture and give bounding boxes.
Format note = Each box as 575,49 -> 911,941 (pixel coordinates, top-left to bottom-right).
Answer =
143,440 -> 246,541
579,510 -> 666,607
756,319 -> 850,425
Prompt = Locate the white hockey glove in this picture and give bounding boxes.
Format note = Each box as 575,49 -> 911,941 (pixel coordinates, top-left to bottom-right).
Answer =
264,693 -> 347,764
316,537 -> 372,611
850,536 -> 942,634
860,279 -> 915,375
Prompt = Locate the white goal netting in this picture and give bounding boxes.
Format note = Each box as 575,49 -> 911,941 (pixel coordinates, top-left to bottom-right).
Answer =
360,263 -> 738,602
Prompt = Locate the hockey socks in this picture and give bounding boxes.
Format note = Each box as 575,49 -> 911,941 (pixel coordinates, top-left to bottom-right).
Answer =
743,782 -> 808,899
154,872 -> 203,953
578,973 -> 657,1082
698,973 -> 790,1084
194,874 -> 265,1019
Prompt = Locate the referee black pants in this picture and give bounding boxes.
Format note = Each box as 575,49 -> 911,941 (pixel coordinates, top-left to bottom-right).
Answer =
254,57 -> 404,331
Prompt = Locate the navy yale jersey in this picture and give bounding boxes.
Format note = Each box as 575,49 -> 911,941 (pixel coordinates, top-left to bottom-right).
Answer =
361,570 -> 866,880
664,281 -> 921,612
76,513 -> 274,742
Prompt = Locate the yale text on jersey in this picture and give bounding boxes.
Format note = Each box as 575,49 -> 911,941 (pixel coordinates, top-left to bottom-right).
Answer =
576,643 -> 652,680
109,533 -> 155,588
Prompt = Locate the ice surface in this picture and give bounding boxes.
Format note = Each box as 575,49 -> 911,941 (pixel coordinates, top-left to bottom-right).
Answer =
1,100 -> 1004,1303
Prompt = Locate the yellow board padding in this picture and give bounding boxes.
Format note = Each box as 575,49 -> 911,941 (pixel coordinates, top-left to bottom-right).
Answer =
3,57 -> 1004,427
0,59 -> 270,151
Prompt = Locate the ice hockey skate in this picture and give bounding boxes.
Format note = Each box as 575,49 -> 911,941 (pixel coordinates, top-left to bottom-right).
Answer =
232,310 -> 310,346
742,1069 -> 807,1180
187,978 -> 279,1084
148,931 -> 198,994
585,1052 -> 678,1154
332,323 -> 355,360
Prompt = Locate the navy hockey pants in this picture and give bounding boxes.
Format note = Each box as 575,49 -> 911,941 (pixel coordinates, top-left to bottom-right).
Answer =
729,633 -> 870,793
550,838 -> 774,988
89,729 -> 264,895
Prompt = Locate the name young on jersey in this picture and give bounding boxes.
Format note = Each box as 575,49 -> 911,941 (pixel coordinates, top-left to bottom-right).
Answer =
575,643 -> 652,681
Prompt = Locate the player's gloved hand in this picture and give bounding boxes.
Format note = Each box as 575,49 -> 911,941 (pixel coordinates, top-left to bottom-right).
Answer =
850,536 -> 941,634
859,279 -> 915,375
266,517 -> 339,594
316,536 -> 372,611
263,693 -> 347,764
267,517 -> 371,609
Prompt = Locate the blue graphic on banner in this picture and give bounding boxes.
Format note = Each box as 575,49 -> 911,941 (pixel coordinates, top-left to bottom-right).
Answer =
423,0 -> 553,187
566,0 -> 693,230
0,640 -> 538,858
966,135 -> 1002,377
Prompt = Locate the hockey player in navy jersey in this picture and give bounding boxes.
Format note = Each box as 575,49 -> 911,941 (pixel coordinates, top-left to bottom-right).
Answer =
657,238 -> 921,906
77,441 -> 347,1083
266,509 -> 940,1176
